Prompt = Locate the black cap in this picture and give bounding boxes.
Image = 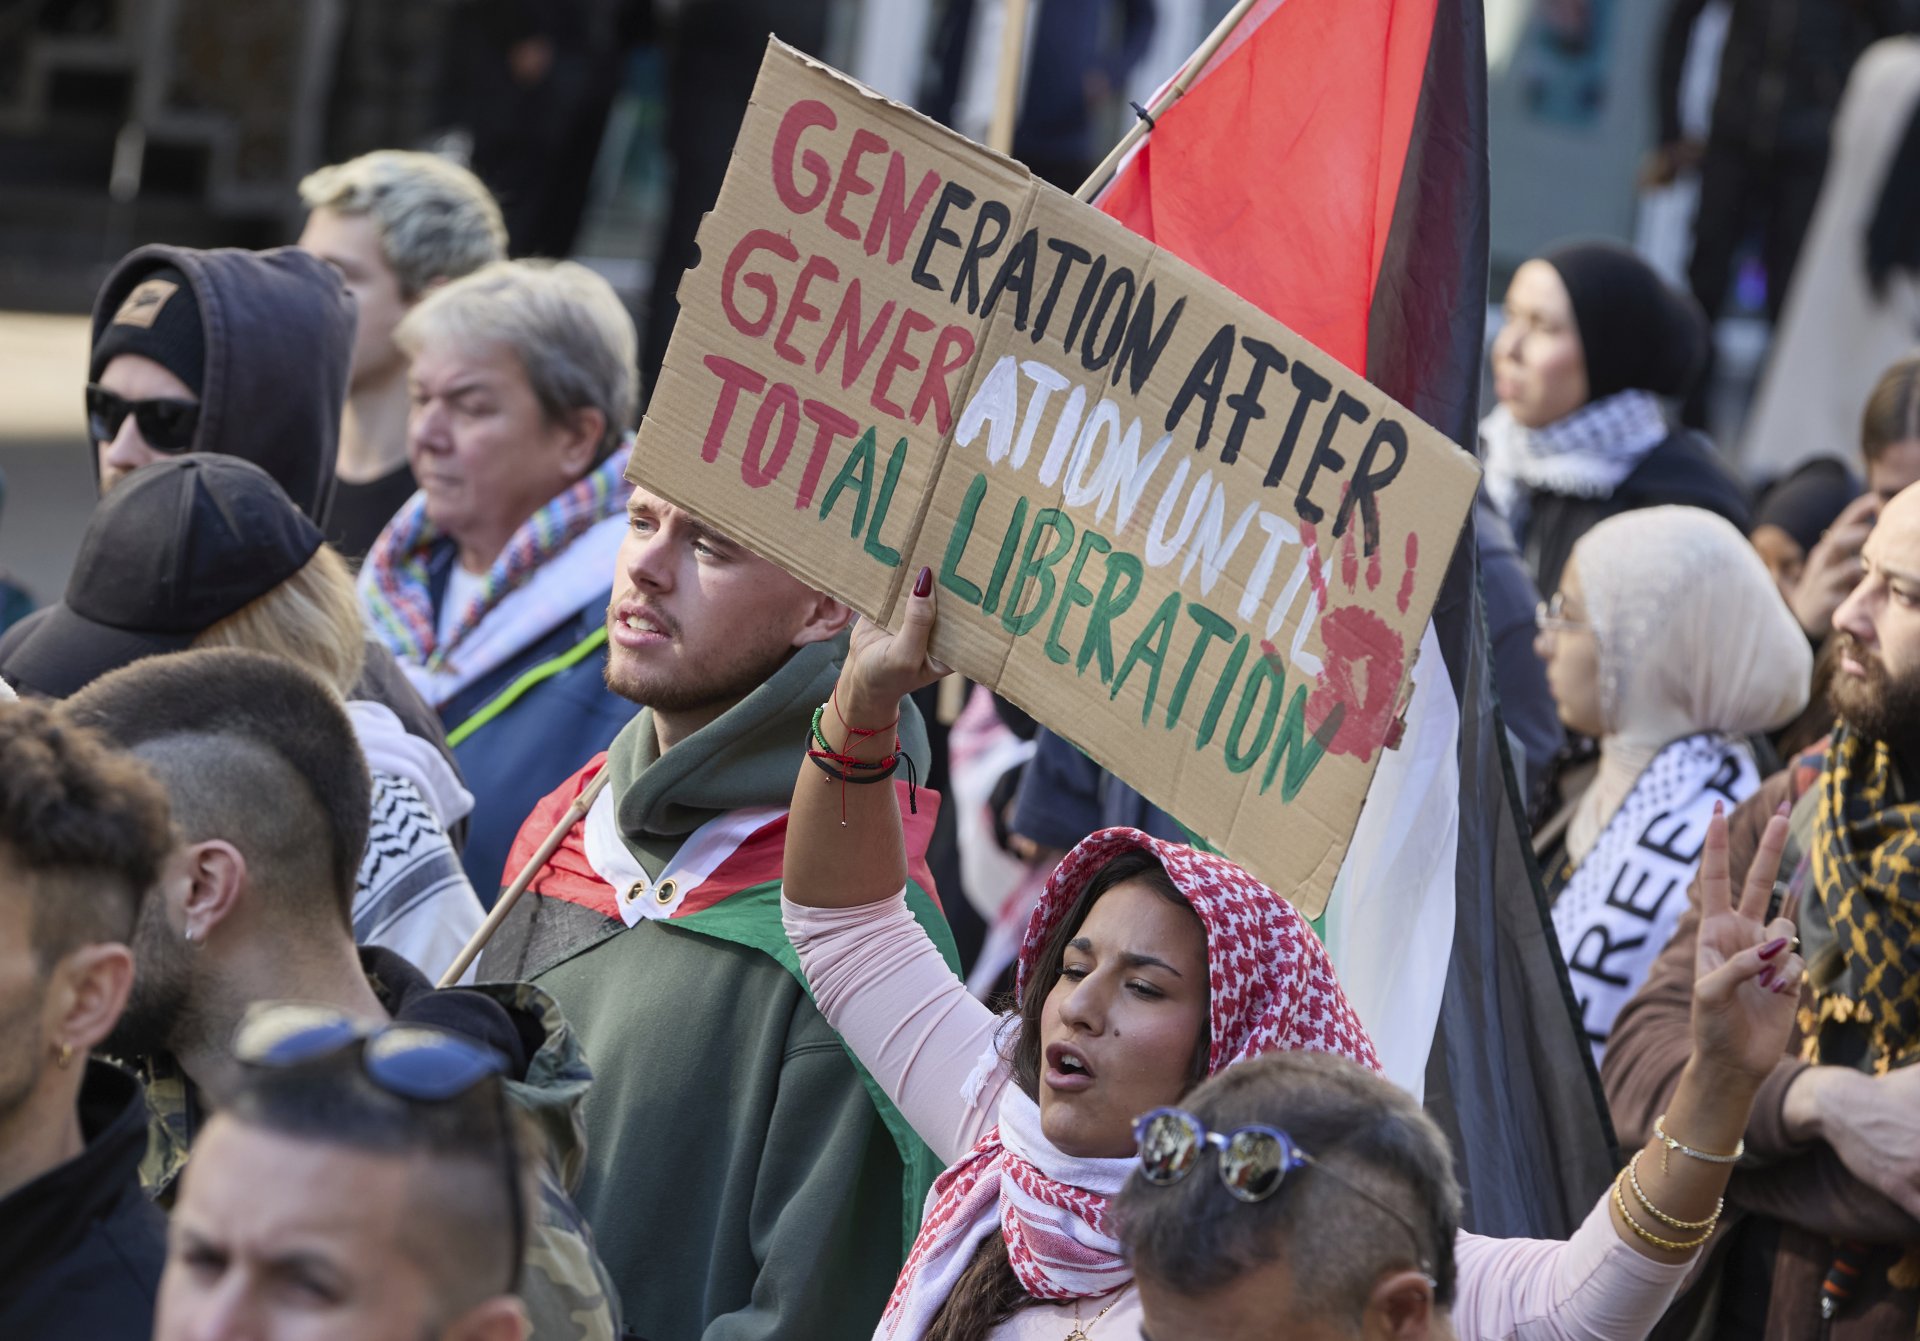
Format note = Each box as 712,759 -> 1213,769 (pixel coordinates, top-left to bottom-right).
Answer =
90,264 -> 207,392
1,455 -> 324,699
1540,242 -> 1710,403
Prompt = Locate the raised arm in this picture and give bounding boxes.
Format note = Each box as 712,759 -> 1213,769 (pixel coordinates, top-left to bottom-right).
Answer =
784,567 -> 948,910
1605,802 -> 1804,1265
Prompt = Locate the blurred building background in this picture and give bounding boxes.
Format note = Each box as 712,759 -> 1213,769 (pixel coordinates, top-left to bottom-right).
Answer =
0,0 -> 1763,603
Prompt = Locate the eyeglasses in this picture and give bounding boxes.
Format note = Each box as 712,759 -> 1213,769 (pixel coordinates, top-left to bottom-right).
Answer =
232,1003 -> 526,1291
1132,1107 -> 1435,1276
1534,593 -> 1587,634
85,382 -> 200,452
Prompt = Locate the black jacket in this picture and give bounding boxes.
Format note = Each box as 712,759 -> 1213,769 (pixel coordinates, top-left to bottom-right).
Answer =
1521,428 -> 1753,598
0,1061 -> 166,1341
89,244 -> 355,527
1656,0 -> 1917,161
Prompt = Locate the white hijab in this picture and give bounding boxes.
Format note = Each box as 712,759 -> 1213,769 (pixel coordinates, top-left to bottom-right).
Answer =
1565,507 -> 1813,862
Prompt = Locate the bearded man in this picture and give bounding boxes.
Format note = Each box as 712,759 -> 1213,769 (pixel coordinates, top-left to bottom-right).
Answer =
477,487 -> 957,1339
1605,480 -> 1920,1338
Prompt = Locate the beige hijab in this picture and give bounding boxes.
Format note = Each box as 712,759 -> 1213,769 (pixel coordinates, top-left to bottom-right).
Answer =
1565,507 -> 1813,863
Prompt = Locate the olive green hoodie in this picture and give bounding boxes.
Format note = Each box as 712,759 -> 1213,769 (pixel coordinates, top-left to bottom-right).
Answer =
480,639 -> 954,1339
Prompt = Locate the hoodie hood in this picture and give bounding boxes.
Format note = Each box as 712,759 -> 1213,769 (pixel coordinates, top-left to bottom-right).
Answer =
606,634 -> 930,854
90,245 -> 355,526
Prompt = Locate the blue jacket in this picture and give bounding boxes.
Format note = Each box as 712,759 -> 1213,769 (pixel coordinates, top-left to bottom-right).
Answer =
426,548 -> 636,898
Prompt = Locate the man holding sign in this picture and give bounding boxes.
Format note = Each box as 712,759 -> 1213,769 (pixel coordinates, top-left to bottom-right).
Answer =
475,485 -> 956,1337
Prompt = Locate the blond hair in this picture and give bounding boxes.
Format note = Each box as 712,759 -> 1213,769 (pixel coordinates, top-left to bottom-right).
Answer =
299,150 -> 507,299
191,546 -> 366,698
396,259 -> 637,462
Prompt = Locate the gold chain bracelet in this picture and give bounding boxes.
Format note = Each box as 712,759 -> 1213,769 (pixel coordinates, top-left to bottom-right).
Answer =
1625,1152 -> 1721,1231
1652,1114 -> 1743,1175
1613,1171 -> 1714,1253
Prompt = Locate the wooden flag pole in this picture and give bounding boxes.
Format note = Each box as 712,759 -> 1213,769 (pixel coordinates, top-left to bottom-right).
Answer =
1073,0 -> 1261,203
437,769 -> 612,987
986,0 -> 1031,155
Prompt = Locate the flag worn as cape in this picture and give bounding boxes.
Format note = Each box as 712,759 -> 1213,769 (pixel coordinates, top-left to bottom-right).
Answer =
503,755 -> 957,1253
1095,0 -> 1613,1237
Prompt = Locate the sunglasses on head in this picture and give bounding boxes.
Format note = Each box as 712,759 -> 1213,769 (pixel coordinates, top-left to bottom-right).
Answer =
1132,1107 -> 1436,1277
232,1003 -> 526,1290
85,382 -> 199,453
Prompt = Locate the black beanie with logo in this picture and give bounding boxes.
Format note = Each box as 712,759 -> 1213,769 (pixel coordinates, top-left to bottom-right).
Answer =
89,264 -> 206,392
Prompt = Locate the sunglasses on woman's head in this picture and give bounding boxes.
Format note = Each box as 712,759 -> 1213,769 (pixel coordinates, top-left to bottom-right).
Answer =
231,1003 -> 526,1289
1132,1107 -> 1436,1277
85,382 -> 199,452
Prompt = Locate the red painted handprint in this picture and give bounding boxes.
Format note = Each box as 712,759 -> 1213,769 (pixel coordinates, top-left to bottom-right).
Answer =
1291,518 -> 1419,764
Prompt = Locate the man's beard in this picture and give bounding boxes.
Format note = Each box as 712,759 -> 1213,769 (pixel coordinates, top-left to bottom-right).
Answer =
100,894 -> 195,1062
1829,631 -> 1920,756
603,611 -> 798,717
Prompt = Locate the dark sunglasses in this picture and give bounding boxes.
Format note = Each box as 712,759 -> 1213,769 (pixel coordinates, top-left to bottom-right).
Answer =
1133,1107 -> 1436,1276
85,382 -> 200,452
232,1003 -> 526,1290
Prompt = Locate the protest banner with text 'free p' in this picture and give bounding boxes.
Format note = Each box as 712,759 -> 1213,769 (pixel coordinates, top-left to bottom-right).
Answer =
632,40 -> 1481,918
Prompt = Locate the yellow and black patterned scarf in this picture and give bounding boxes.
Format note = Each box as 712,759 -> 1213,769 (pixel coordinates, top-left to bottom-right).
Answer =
1805,729 -> 1920,1315
1803,727 -> 1920,1075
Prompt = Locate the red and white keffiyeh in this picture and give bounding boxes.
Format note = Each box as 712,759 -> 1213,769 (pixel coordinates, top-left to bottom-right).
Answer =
879,828 -> 1380,1338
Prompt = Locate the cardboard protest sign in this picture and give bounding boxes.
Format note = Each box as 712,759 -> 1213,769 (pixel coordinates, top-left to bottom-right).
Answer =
633,39 -> 1481,917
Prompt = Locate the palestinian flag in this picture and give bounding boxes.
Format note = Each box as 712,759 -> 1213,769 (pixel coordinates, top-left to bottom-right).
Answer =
504,755 -> 956,1253
1094,0 -> 1612,1236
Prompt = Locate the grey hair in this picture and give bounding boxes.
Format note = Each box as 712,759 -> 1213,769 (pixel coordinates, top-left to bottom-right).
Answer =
396,259 -> 637,463
298,150 -> 507,298
1118,1051 -> 1461,1327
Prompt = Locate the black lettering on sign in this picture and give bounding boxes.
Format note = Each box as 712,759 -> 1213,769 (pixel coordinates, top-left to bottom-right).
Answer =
912,181 -> 976,293
1221,337 -> 1288,467
1638,810 -> 1707,867
1263,360 -> 1332,488
1604,863 -> 1678,922
1568,923 -> 1646,989
1110,284 -> 1186,397
1060,253 -> 1108,354
980,228 -> 1039,329
1032,238 -> 1092,343
951,199 -> 1013,314
1334,418 -> 1407,556
1294,390 -> 1371,523
1080,266 -> 1137,374
1167,324 -> 1236,451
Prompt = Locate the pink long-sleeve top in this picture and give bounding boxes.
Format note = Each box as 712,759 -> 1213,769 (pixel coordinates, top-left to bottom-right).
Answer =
783,892 -> 1695,1341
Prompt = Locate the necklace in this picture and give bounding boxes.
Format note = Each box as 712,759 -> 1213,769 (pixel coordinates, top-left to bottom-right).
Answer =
1065,1284 -> 1131,1339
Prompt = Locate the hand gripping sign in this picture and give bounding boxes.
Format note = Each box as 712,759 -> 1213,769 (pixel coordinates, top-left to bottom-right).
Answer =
633,40 -> 1480,918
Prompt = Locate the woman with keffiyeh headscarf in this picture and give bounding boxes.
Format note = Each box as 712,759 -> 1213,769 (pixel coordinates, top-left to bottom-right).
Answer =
781,569 -> 1815,1341
1483,241 -> 1751,596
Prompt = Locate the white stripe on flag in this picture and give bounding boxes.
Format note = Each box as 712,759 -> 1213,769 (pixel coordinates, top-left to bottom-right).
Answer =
1323,621 -> 1460,1103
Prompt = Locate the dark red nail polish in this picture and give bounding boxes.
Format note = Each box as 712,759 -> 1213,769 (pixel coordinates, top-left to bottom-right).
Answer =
914,566 -> 932,598
1758,967 -> 1777,990
1773,977 -> 1798,995
1759,937 -> 1789,960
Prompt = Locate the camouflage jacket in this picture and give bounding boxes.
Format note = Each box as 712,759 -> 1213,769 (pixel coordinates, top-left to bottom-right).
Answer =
139,954 -> 624,1341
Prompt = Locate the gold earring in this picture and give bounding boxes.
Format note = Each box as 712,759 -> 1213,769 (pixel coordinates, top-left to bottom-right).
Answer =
56,1041 -> 73,1069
